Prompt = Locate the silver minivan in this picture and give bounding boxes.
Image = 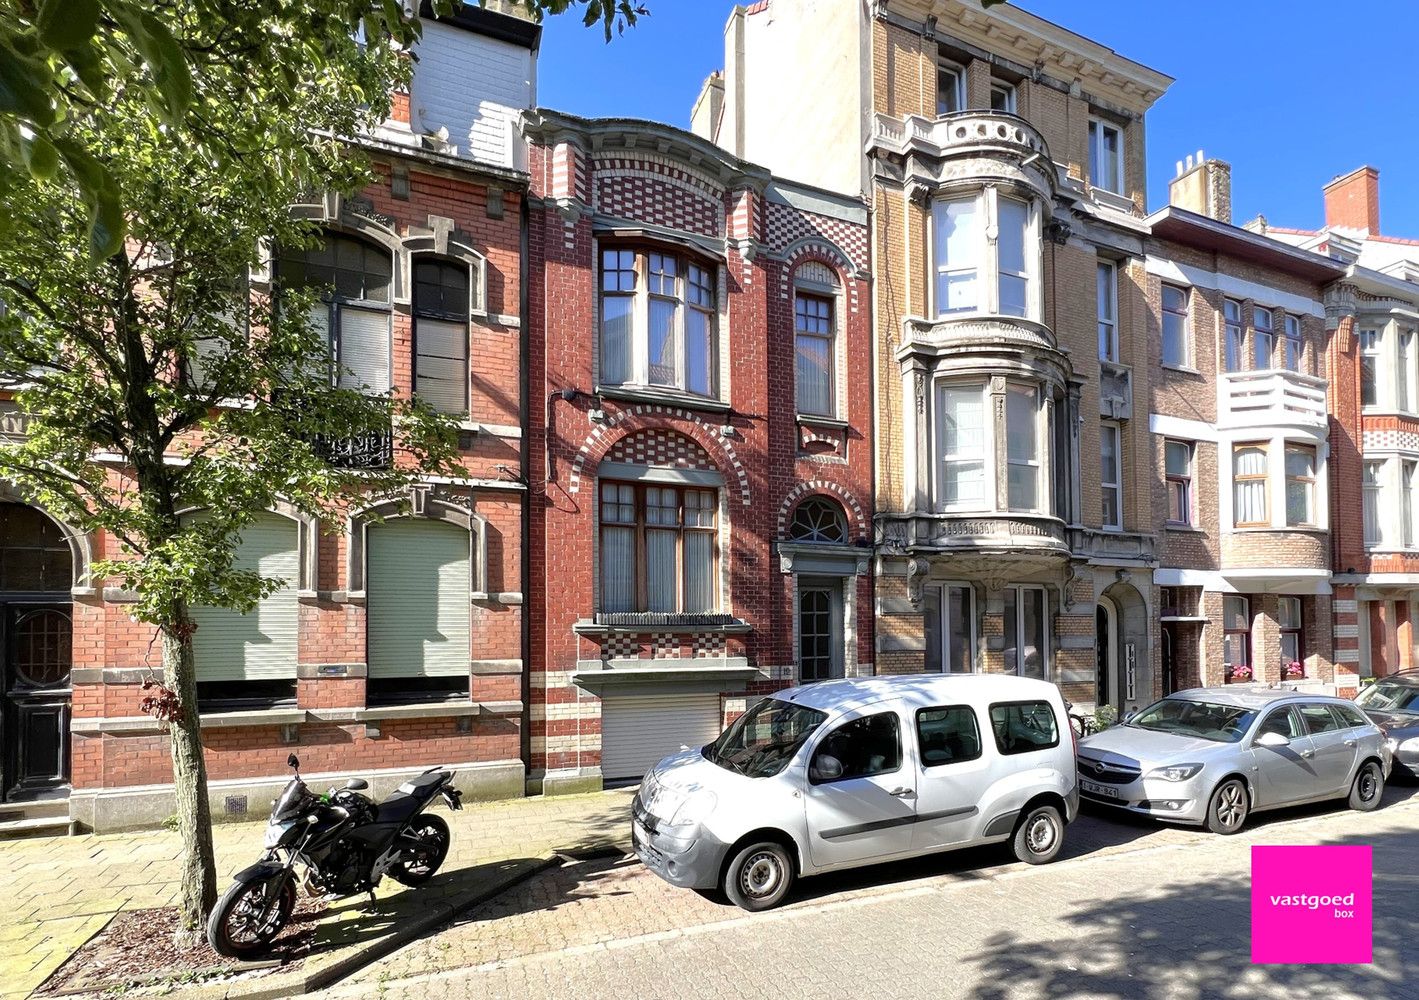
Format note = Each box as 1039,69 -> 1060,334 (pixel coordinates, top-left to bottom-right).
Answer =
631,674 -> 1078,911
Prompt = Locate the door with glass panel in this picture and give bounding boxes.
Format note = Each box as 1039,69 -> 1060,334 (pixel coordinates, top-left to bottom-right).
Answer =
797,579 -> 843,683
926,583 -> 977,673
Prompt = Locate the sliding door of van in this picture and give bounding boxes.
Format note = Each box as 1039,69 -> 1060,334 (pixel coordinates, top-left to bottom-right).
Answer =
910,704 -> 991,851
803,710 -> 916,870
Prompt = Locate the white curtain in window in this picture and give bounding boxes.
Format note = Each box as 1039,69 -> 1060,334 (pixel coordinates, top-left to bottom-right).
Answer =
1364,463 -> 1383,546
415,318 -> 467,414
796,335 -> 832,416
645,529 -> 677,612
600,297 -> 633,384
1233,447 -> 1268,525
682,532 -> 714,612
685,307 -> 713,395
600,526 -> 634,612
938,385 -> 985,506
337,306 -> 390,393
647,299 -> 679,386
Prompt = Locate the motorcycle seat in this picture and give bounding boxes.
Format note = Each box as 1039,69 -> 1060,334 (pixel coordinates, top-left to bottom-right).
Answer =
397,772 -> 447,799
375,793 -> 422,825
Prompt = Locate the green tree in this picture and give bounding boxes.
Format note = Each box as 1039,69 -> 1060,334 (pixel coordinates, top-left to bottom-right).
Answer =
0,0 -> 638,943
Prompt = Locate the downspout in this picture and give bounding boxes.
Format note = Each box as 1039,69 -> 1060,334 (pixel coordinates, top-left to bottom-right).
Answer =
518,187 -> 532,785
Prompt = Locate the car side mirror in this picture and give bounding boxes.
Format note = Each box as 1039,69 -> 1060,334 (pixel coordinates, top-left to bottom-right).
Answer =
1254,731 -> 1289,749
810,755 -> 843,782
1122,710 -> 1137,725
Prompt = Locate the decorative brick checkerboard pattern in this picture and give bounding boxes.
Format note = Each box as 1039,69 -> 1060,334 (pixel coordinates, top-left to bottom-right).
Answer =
569,405 -> 752,505
593,154 -> 724,238
604,428 -> 717,471
1362,429 -> 1419,452
604,634 -> 639,660
692,634 -> 725,659
776,480 -> 869,542
764,201 -> 868,271
652,633 -> 681,659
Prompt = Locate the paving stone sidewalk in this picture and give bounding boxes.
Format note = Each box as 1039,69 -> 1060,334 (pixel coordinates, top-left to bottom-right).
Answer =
0,788 -> 635,1000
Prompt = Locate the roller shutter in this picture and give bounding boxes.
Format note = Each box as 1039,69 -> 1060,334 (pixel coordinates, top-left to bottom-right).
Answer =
600,692 -> 722,782
190,513 -> 300,681
367,519 -> 470,678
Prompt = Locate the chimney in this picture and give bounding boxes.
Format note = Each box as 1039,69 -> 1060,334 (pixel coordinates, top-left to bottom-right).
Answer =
1168,150 -> 1232,224
690,72 -> 725,144
1324,166 -> 1380,233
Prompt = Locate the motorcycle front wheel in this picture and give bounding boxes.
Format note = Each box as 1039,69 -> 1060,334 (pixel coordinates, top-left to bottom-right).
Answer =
391,814 -> 451,887
207,871 -> 297,958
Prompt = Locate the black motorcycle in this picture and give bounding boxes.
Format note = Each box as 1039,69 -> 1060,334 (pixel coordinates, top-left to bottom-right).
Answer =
207,754 -> 463,958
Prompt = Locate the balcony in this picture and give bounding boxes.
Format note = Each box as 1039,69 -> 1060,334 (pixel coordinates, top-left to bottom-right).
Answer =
312,429 -> 393,470
870,111 -> 1050,163
1218,371 -> 1327,433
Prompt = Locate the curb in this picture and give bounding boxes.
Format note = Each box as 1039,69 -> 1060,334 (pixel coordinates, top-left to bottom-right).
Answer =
179,854 -> 563,1000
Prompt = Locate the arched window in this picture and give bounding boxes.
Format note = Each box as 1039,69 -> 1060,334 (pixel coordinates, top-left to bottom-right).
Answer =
789,496 -> 848,544
413,259 -> 471,415
0,504 -> 71,593
278,233 -> 392,393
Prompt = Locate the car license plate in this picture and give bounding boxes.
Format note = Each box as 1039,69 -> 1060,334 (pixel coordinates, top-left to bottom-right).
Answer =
1080,779 -> 1118,799
632,819 -> 650,847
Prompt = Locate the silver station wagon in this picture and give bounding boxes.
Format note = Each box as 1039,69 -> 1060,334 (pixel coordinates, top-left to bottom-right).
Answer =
1077,687 -> 1390,834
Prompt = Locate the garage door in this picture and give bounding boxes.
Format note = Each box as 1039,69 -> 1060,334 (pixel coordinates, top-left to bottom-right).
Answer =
190,513 -> 299,681
600,692 -> 722,782
367,518 -> 470,677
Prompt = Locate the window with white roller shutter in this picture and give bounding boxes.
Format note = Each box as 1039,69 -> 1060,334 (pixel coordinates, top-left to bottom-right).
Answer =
189,513 -> 300,682
366,518 -> 471,678
600,692 -> 722,782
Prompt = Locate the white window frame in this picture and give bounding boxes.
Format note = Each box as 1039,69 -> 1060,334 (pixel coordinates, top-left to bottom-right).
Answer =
990,81 -> 1017,114
1005,382 -> 1042,513
1088,118 -> 1124,195
1283,443 -> 1317,528
1003,584 -> 1050,680
934,380 -> 992,513
1364,459 -> 1385,548
933,582 -> 978,674
1223,298 -> 1245,373
1253,307 -> 1275,370
1400,328 -> 1417,414
1097,259 -> 1118,362
937,61 -> 965,116
1282,314 -> 1303,373
1360,328 -> 1381,409
1164,439 -> 1194,527
1404,460 -> 1418,548
931,189 -> 1041,321
1161,284 -> 1190,369
1100,421 -> 1122,530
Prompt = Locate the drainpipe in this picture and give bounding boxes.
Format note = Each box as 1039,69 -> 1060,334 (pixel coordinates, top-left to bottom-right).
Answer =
518,188 -> 532,786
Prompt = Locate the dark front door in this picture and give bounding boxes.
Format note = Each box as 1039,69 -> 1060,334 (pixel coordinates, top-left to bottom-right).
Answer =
2,604 -> 73,799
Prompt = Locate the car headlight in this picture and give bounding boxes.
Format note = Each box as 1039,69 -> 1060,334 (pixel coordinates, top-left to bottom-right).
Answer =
1147,763 -> 1203,782
665,789 -> 718,829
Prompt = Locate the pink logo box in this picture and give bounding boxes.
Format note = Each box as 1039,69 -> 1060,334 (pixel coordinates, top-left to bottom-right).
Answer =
1251,845 -> 1372,964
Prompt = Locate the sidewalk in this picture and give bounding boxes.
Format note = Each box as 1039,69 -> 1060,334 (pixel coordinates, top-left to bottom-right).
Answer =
0,788 -> 636,999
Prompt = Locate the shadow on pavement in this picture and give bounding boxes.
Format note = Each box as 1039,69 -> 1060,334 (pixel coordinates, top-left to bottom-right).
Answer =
962,824 -> 1419,1000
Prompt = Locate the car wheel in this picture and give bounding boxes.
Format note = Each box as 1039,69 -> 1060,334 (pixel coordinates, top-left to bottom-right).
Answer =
1012,804 -> 1064,865
722,840 -> 794,912
1348,761 -> 1384,812
1206,778 -> 1249,835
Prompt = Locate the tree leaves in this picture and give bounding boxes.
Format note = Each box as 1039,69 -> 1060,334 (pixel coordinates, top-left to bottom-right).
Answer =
35,0 -> 102,53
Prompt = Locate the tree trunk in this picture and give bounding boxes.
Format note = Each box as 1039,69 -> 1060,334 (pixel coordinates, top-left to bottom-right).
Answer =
164,600 -> 218,946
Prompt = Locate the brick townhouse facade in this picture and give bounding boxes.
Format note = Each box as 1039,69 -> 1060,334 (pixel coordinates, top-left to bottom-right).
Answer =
1146,156 -> 1345,695
698,0 -> 1175,718
522,110 -> 873,791
0,5 -> 539,831
1261,167 -> 1419,690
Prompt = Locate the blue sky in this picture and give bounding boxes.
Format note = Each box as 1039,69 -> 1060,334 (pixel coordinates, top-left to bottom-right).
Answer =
536,0 -> 1419,236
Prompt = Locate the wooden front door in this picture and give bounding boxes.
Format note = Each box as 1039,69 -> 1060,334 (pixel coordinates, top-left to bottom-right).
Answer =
2,604 -> 73,799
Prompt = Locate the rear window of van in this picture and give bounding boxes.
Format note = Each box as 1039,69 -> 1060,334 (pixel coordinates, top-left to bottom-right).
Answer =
989,701 -> 1059,756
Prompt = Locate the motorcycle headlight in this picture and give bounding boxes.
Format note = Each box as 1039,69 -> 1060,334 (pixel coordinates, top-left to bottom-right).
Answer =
1147,763 -> 1203,782
665,789 -> 718,829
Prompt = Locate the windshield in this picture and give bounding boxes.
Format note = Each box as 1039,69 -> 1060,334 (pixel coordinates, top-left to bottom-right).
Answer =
271,776 -> 311,822
1355,681 -> 1419,715
704,698 -> 828,778
1128,698 -> 1259,744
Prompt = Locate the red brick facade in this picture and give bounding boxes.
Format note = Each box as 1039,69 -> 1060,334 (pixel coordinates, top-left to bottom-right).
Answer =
523,111 -> 873,790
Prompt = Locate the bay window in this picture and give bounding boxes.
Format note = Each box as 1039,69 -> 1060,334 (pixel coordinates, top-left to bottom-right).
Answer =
599,247 -> 717,398
1401,330 -> 1415,413
1360,328 -> 1380,407
1233,444 -> 1268,527
1284,444 -> 1316,527
599,482 -> 717,614
932,190 -> 1038,319
1253,307 -> 1275,369
1363,460 -> 1383,547
1006,385 -> 1040,510
1100,421 -> 1122,529
1003,586 -> 1048,680
1405,461 -> 1418,548
936,383 -> 988,510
